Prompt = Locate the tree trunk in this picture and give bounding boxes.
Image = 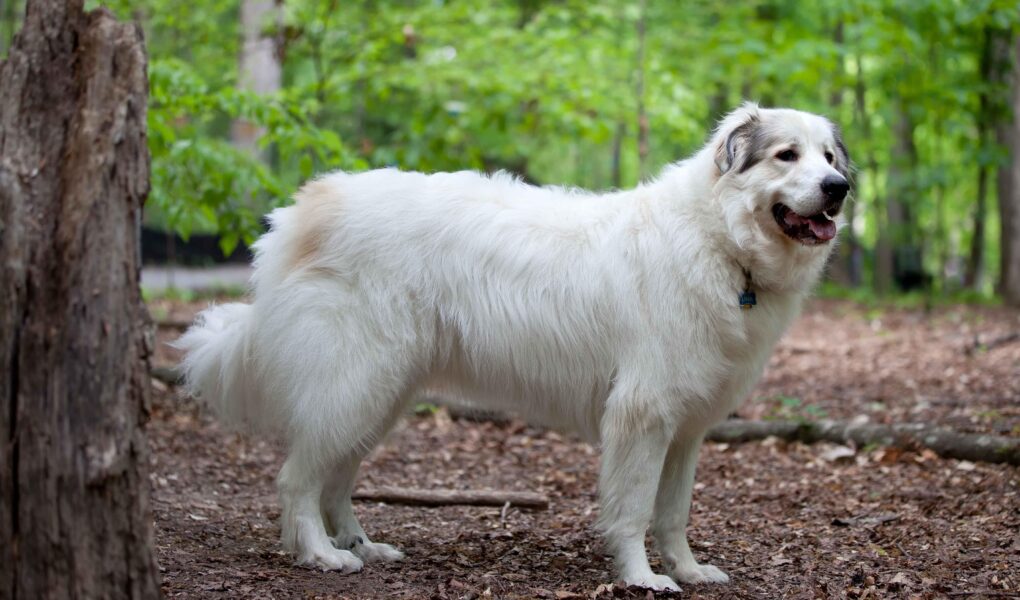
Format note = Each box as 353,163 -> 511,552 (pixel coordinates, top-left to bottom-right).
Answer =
826,19 -> 863,287
231,0 -> 282,155
610,121 -> 625,188
966,164 -> 988,289
844,50 -> 875,288
998,33 -> 1020,306
966,26 -> 1003,291
0,0 -> 161,598
634,0 -> 648,180
876,100 -> 922,292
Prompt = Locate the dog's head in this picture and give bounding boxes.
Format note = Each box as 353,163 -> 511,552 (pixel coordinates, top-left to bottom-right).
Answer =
712,103 -> 851,249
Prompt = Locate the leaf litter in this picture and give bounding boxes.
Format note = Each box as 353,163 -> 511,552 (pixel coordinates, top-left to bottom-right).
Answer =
150,299 -> 1020,598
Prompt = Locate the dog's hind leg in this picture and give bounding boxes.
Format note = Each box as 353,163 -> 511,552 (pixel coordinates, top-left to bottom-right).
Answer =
652,434 -> 729,584
596,400 -> 679,592
271,298 -> 426,572
321,449 -> 405,563
278,444 -> 364,573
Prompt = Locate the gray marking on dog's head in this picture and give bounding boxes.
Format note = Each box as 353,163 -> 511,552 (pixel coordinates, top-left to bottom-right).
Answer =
828,121 -> 851,180
715,111 -> 793,176
736,123 -> 789,174
715,114 -> 760,174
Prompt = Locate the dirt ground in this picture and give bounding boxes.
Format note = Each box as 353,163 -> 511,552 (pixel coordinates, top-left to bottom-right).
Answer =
148,299 -> 1020,599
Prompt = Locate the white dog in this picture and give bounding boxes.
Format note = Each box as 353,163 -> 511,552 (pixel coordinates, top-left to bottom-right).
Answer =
178,103 -> 849,591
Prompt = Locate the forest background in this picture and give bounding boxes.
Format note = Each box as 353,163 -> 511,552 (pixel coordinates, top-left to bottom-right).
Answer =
3,0 -> 1019,301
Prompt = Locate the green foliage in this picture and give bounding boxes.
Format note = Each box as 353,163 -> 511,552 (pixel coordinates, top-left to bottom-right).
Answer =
817,282 -> 1003,308
81,0 -> 1019,292
147,57 -> 357,253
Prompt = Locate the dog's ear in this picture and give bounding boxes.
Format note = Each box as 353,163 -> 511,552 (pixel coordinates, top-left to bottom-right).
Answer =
714,104 -> 761,175
829,121 -> 852,180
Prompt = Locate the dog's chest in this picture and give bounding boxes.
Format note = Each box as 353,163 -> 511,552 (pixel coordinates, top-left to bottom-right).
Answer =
725,291 -> 798,373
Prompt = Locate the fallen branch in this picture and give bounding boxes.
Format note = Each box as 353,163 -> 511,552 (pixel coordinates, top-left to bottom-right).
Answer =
155,319 -> 191,331
707,419 -> 1020,466
965,331 -> 1020,356
352,486 -> 548,510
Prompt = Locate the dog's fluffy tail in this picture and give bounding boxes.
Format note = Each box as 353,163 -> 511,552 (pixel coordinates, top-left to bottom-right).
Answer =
175,303 -> 262,429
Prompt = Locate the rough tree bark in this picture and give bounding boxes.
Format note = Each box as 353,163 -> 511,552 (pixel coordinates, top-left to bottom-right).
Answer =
998,33 -> 1020,306
0,0 -> 161,598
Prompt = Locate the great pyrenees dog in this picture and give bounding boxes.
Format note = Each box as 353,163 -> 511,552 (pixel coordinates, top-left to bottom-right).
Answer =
178,103 -> 850,591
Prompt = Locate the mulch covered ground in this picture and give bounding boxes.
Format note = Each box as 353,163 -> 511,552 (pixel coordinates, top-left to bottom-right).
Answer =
148,299 -> 1020,599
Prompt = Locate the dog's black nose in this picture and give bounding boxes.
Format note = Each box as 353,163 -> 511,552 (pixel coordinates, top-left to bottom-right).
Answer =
821,175 -> 849,203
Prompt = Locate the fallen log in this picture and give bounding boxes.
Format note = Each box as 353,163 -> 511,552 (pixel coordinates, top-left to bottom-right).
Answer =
155,319 -> 191,331
965,331 -> 1020,355
707,419 -> 1020,466
352,486 -> 549,510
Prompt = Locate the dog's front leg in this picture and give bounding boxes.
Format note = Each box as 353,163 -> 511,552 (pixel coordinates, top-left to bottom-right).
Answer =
651,434 -> 729,584
597,411 -> 679,592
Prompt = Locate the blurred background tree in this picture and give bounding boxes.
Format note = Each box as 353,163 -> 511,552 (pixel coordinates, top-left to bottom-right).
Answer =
3,0 -> 1018,303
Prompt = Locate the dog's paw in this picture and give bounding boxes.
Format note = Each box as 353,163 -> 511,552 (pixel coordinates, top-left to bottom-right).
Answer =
333,534 -> 405,563
672,563 -> 729,584
623,573 -> 680,592
352,541 -> 404,563
298,548 -> 364,574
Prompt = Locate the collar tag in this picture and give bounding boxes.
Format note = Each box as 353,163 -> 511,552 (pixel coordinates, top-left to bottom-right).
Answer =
739,290 -> 757,310
739,266 -> 756,309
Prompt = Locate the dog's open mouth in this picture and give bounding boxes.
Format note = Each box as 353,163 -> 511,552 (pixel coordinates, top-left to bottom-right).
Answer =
772,203 -> 836,245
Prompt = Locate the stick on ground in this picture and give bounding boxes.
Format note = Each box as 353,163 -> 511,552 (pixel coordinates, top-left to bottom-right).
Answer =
352,487 -> 549,510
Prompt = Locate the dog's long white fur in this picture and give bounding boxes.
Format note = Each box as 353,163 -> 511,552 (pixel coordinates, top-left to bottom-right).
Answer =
177,104 -> 845,590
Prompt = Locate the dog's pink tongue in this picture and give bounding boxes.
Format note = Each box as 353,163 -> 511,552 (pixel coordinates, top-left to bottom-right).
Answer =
808,217 -> 837,241
784,211 -> 807,227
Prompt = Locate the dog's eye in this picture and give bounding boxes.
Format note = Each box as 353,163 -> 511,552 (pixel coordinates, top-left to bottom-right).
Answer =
824,151 -> 834,164
775,149 -> 798,162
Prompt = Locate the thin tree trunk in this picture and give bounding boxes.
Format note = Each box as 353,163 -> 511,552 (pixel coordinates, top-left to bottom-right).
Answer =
634,0 -> 648,180
877,100 -> 921,292
852,51 -> 879,290
0,1 -> 160,597
611,121 -> 625,188
846,51 -> 875,288
966,26 -> 1000,291
927,40 -> 949,291
827,18 -> 862,287
934,182 -> 948,289
966,166 -> 988,289
997,33 -> 1020,306
708,84 -> 729,126
232,0 -> 282,155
